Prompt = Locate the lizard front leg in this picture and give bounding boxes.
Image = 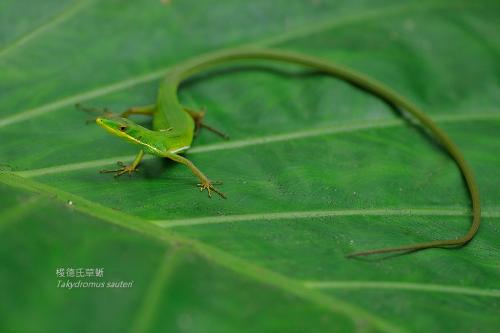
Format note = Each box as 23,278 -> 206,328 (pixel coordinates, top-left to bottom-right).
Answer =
101,150 -> 144,177
121,104 -> 156,118
77,103 -> 155,123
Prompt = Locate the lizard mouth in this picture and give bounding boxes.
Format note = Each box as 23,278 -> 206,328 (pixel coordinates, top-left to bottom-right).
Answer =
96,117 -> 119,135
95,117 -> 163,155
95,117 -> 139,144
95,117 -> 105,127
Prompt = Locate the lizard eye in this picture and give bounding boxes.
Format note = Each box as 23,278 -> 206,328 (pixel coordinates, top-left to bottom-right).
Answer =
119,125 -> 127,131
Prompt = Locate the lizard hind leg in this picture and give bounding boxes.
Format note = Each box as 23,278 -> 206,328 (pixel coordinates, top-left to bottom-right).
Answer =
184,107 -> 229,140
162,152 -> 226,199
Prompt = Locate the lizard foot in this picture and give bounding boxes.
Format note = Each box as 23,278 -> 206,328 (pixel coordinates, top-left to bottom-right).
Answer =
100,161 -> 139,177
197,180 -> 226,199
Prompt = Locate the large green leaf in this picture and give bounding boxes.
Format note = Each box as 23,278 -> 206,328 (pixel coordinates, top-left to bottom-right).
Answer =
1,1 -> 499,332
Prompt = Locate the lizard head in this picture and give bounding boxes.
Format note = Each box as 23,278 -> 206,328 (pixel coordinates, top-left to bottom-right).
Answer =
96,116 -> 145,143
96,117 -> 163,154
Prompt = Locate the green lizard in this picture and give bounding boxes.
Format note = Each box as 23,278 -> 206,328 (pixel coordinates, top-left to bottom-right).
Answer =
86,48 -> 481,258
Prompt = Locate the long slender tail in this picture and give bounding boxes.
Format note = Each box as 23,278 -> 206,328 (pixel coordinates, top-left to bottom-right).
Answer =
171,48 -> 481,258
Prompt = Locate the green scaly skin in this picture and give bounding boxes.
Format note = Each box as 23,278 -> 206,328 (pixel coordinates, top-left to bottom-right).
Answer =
95,48 -> 481,258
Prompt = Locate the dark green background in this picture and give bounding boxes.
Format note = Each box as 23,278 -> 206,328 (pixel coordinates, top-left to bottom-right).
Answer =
0,0 -> 499,332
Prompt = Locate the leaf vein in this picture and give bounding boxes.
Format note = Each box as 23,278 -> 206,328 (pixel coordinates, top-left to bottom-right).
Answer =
151,207 -> 500,229
0,0 -> 466,129
0,172 -> 405,333
303,281 -> 500,298
129,249 -> 180,333
0,0 -> 94,58
14,112 -> 500,178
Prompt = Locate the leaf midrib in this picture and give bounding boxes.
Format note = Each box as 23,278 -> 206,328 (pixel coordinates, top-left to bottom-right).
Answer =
0,172 -> 405,333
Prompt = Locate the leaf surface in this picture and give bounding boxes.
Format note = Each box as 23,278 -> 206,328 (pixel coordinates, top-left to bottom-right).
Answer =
1,1 -> 499,332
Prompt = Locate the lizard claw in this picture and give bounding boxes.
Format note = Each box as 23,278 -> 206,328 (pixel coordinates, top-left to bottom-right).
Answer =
100,164 -> 139,177
197,181 -> 226,199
